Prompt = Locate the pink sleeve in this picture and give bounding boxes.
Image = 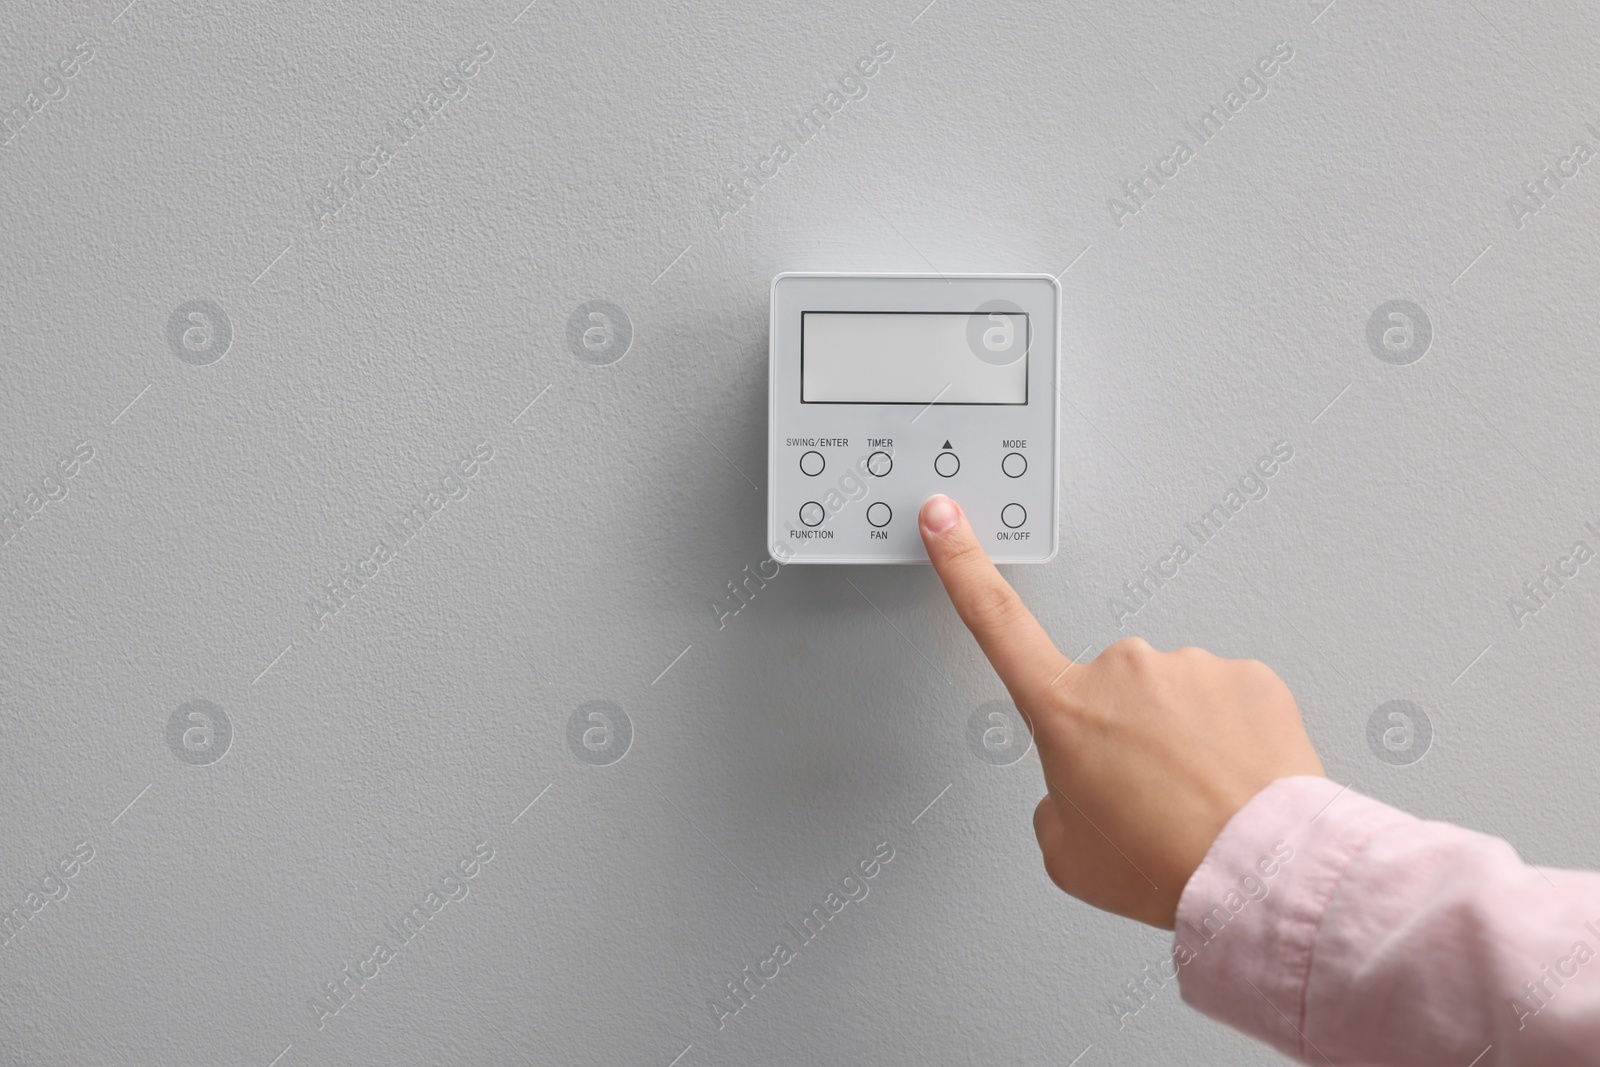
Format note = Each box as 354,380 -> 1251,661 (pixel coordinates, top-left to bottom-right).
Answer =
1173,776 -> 1600,1066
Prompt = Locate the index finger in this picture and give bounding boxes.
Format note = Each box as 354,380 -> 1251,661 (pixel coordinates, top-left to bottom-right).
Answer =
919,494 -> 1071,705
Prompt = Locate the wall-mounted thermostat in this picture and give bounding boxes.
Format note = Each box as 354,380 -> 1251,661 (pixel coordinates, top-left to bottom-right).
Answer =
768,273 -> 1060,565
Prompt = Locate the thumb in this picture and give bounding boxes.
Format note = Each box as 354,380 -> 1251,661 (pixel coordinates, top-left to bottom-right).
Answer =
919,494 -> 1069,706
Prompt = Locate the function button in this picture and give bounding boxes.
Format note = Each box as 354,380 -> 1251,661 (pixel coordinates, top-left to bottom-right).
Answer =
934,451 -> 960,478
867,502 -> 892,528
799,501 -> 826,527
866,451 -> 893,477
799,450 -> 825,476
1002,452 -> 1027,478
1000,503 -> 1026,529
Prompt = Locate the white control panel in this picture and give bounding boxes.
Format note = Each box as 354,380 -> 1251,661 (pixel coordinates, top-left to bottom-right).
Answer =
768,273 -> 1060,565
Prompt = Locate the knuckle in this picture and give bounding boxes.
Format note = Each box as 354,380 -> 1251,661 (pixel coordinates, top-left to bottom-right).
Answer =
1040,845 -> 1073,894
941,533 -> 989,575
1045,864 -> 1070,894
1234,657 -> 1288,694
1101,635 -> 1154,670
1031,800 -> 1072,891
963,580 -> 1026,633
1032,796 -> 1052,835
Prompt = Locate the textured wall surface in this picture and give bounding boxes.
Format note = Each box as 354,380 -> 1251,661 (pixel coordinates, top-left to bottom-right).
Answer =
3,1 -> 1600,1064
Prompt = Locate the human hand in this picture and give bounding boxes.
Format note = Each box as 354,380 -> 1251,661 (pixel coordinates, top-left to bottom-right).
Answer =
918,494 -> 1325,929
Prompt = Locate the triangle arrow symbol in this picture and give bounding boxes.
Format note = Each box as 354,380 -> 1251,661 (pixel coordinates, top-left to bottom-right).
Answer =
941,440 -> 953,450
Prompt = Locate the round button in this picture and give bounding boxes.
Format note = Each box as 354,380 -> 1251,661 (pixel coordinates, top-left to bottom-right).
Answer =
866,451 -> 892,477
799,450 -> 825,476
934,452 -> 960,478
1002,452 -> 1027,478
799,501 -> 825,527
1001,504 -> 1026,529
867,502 -> 892,528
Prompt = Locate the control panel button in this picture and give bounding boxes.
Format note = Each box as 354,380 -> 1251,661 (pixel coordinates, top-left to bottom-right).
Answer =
934,451 -> 960,478
866,502 -> 892,528
1001,503 -> 1026,529
800,501 -> 826,527
866,451 -> 893,477
799,450 -> 825,476
1002,452 -> 1027,478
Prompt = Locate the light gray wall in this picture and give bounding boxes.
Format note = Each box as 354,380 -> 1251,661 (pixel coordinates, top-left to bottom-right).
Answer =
3,0 -> 1598,1064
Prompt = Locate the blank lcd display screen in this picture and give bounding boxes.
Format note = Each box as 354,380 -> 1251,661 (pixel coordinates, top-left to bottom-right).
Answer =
801,312 -> 1028,404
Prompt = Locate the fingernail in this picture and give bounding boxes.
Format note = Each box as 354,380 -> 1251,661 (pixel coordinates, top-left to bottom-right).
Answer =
922,494 -> 959,534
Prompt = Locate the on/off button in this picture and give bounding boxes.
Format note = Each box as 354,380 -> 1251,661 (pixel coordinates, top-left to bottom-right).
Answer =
1001,504 -> 1026,529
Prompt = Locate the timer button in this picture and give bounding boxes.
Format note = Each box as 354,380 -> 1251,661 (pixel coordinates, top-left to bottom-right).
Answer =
799,450 -> 825,476
1001,503 -> 1026,529
934,451 -> 960,478
800,501 -> 826,527
1002,452 -> 1027,478
866,502 -> 892,528
866,451 -> 893,477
